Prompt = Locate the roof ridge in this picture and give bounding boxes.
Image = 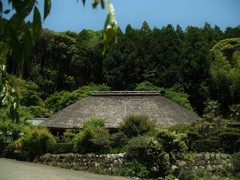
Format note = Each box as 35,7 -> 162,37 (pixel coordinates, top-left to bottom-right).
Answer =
91,91 -> 161,96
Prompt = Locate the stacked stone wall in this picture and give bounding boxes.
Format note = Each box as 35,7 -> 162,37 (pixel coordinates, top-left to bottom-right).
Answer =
175,153 -> 231,172
38,153 -> 126,173
38,153 -> 231,174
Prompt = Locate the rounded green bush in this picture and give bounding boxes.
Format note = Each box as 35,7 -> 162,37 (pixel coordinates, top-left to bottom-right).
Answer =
15,128 -> 56,161
110,131 -> 128,148
74,126 -> 110,153
120,115 -> 154,138
125,136 -> 169,177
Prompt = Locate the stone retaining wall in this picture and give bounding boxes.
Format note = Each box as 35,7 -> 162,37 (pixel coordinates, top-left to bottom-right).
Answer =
38,153 -> 126,173
175,153 -> 231,172
38,153 -> 232,174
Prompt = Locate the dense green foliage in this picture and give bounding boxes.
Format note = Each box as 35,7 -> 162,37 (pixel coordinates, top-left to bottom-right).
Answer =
2,22 -> 239,115
210,38 -> 240,112
185,115 -> 240,153
0,114 -> 31,140
0,0 -> 117,126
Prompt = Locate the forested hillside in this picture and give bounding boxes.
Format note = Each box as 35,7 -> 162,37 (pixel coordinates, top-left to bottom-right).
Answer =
2,21 -> 240,116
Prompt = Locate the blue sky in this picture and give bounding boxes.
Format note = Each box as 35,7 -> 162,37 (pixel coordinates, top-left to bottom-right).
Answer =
2,0 -> 240,32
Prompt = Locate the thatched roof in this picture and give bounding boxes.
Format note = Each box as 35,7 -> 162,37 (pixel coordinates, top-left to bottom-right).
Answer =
41,91 -> 199,129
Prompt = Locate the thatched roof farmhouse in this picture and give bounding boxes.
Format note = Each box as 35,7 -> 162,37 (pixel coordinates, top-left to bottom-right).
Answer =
41,91 -> 199,132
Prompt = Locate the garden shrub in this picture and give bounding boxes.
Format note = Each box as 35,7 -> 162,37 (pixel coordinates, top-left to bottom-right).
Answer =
3,142 -> 18,159
110,131 -> 128,148
61,127 -> 80,143
74,126 -> 110,153
156,129 -> 187,165
108,131 -> 128,153
186,130 -> 201,150
177,169 -> 200,180
120,114 -> 154,138
168,124 -> 191,134
190,116 -> 227,139
219,128 -> 240,153
123,160 -> 150,179
15,128 -> 56,161
88,166 -> 107,175
232,152 -> 240,173
192,139 -> 221,152
218,164 -> 235,179
125,136 -> 169,178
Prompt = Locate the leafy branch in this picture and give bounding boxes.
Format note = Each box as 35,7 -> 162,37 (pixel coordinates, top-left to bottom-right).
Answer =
0,65 -> 19,123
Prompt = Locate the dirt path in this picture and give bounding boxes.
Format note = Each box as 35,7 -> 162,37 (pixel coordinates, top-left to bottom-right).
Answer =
0,158 -> 132,180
